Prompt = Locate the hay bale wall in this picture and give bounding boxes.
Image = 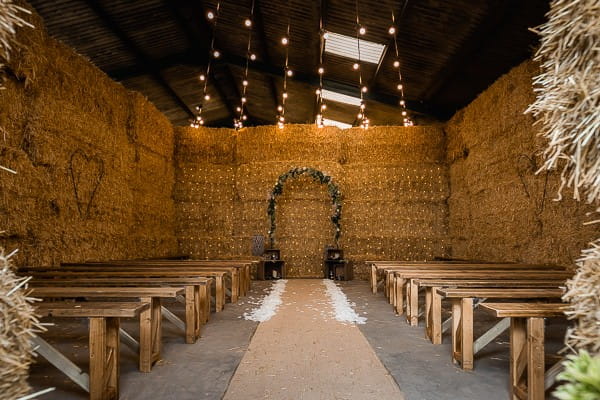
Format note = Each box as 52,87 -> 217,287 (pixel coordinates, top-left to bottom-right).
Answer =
0,3 -> 178,266
175,124 -> 448,279
446,60 -> 599,265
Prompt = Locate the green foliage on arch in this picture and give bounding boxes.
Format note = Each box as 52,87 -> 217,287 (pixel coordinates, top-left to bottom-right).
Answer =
267,167 -> 342,247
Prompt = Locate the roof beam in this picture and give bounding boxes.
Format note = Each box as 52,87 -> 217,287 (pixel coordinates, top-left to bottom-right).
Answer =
163,0 -> 236,118
85,0 -> 195,119
420,0 -> 514,102
106,51 -> 438,117
253,0 -> 279,109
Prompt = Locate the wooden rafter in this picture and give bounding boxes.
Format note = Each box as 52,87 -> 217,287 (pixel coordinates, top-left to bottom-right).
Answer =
85,0 -> 195,119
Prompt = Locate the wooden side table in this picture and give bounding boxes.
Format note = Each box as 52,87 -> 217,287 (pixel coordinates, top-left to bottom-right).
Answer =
258,260 -> 286,280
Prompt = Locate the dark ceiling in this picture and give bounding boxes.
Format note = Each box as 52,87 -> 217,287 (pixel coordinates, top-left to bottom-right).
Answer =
27,0 -> 549,127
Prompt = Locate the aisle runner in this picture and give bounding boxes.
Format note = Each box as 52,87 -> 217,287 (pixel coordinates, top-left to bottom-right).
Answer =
224,279 -> 404,400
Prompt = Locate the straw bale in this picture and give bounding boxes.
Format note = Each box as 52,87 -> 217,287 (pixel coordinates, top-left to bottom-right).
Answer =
0,3 -> 178,266
0,250 -> 42,399
446,60 -> 599,267
235,125 -> 344,164
175,124 -> 448,278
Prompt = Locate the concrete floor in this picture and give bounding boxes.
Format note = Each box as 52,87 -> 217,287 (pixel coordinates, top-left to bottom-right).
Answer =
28,279 -> 567,400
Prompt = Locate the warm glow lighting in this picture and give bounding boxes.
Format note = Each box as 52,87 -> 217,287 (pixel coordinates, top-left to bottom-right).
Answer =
322,118 -> 352,129
281,37 -> 289,45
358,26 -> 366,35
393,60 -> 400,68
352,63 -> 359,70
324,31 -> 386,64
244,19 -> 252,27
388,26 -> 396,35
207,11 -> 215,20
250,53 -> 256,60
321,89 -> 362,106
199,74 -> 206,81
213,50 -> 221,58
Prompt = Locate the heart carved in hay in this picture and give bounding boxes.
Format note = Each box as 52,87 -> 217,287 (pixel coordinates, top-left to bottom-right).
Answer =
68,149 -> 105,219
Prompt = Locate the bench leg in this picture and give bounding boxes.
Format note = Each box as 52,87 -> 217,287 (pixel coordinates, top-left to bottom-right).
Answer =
371,265 -> 377,294
202,284 -> 210,323
89,317 -> 119,400
194,284 -> 202,339
425,288 -> 432,339
527,317 -> 545,400
451,299 -> 462,366
431,289 -> 443,344
395,277 -> 405,316
216,276 -> 224,312
409,280 -> 419,326
460,298 -> 474,370
138,297 -> 152,372
185,285 -> 197,343
510,317 -> 527,400
389,273 -> 396,305
231,271 -> 239,303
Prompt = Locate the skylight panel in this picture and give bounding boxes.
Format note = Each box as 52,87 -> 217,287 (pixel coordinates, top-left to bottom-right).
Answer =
321,89 -> 362,106
324,31 -> 386,64
323,119 -> 353,129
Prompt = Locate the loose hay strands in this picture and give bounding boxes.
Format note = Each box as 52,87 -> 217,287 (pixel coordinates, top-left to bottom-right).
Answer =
563,241 -> 600,355
526,0 -> 600,205
0,0 -> 33,89
0,250 -> 43,399
528,0 -> 600,356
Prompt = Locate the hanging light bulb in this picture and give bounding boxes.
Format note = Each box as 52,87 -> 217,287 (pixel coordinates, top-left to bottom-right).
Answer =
281,37 -> 289,45
321,103 -> 327,110
241,97 -> 247,103
213,50 -> 221,58
315,89 -> 321,95
282,92 -> 288,99
243,80 -> 248,86
250,53 -> 256,61
361,86 -> 368,93
393,60 -> 400,68
388,26 -> 396,35
277,105 -> 283,112
318,66 -> 325,74
286,69 -> 293,77
236,106 -> 242,112
199,74 -> 206,81
352,63 -> 359,70
358,25 -> 366,35
322,31 -> 329,40
242,115 -> 248,120
207,10 -> 215,20
397,83 -> 403,90
399,100 -> 405,106
244,18 -> 252,27
204,94 -> 210,100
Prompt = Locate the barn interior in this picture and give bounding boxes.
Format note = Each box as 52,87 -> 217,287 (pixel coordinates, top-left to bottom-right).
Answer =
1,1 -> 599,399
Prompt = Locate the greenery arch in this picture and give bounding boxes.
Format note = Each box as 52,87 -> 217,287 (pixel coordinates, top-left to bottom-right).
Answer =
267,167 -> 342,247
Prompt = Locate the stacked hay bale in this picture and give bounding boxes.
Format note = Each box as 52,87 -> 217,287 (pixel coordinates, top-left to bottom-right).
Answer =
527,0 -> 600,355
175,124 -> 448,279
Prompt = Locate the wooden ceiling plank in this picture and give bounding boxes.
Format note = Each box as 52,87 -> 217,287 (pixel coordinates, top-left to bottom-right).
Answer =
85,0 -> 195,119
254,0 -> 280,109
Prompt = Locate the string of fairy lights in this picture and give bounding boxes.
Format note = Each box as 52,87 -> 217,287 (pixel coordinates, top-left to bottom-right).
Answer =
276,0 -> 293,129
355,0 -> 369,129
234,0 -> 256,130
389,1 -> 414,127
190,2 -> 222,128
315,1 -> 327,129
191,0 -> 414,129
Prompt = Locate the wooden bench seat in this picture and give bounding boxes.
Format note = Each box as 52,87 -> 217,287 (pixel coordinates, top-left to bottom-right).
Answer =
435,288 -> 564,371
28,276 -> 212,344
63,259 -> 255,297
393,270 -> 571,325
31,287 -> 184,372
36,301 -> 149,400
22,268 -> 227,313
481,303 -> 567,400
383,263 -> 566,304
414,279 -> 565,343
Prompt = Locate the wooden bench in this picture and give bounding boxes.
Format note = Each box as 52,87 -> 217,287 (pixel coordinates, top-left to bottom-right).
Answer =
435,288 -> 564,371
30,287 -> 184,372
65,259 -> 255,298
35,301 -> 149,400
480,303 -> 567,400
393,270 -> 571,326
415,279 -> 565,343
28,276 -> 212,344
22,268 -> 227,313
383,263 -> 565,305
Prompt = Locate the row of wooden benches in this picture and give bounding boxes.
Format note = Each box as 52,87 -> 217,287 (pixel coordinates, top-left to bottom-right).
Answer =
368,260 -> 570,400
19,258 -> 258,400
